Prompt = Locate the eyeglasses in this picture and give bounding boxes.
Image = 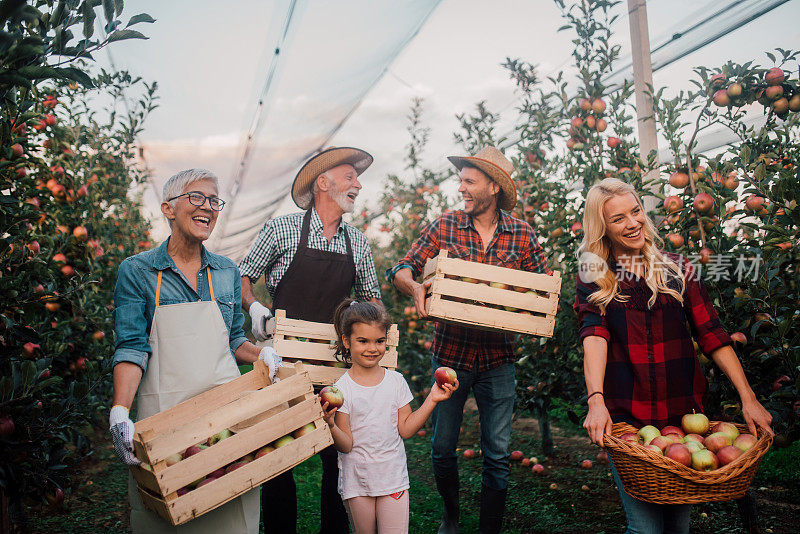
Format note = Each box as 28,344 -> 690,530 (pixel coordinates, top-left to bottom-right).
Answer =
168,191 -> 226,211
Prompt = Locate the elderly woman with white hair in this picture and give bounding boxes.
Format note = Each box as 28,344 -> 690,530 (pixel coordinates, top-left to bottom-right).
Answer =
108,169 -> 281,534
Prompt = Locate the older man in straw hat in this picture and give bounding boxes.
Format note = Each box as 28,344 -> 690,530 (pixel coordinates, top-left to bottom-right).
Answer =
239,147 -> 382,533
389,146 -> 552,534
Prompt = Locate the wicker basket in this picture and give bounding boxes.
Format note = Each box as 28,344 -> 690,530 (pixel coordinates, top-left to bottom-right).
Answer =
603,421 -> 772,504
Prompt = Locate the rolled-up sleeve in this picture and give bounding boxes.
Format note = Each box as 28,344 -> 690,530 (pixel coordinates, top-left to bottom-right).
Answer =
112,259 -> 151,371
238,221 -> 278,281
229,267 -> 248,354
574,277 -> 611,343
682,258 -> 731,354
386,218 -> 441,282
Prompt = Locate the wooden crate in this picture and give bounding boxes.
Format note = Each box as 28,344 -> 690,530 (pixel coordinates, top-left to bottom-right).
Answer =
258,310 -> 399,386
129,361 -> 332,526
422,250 -> 561,337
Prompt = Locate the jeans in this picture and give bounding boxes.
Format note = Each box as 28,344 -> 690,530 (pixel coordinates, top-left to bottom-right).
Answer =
609,457 -> 691,534
430,358 -> 516,490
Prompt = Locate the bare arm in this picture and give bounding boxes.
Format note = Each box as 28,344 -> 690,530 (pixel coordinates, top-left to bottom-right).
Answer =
392,267 -> 431,318
112,362 -> 143,409
397,383 -> 456,438
710,345 -> 773,434
241,276 -> 259,310
582,335 -> 612,446
325,406 -> 354,453
234,341 -> 260,365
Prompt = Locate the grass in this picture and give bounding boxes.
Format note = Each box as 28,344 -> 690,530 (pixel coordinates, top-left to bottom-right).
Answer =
27,407 -> 800,533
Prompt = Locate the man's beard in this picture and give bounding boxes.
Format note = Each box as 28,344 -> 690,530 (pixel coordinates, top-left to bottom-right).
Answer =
330,179 -> 357,213
464,190 -> 494,216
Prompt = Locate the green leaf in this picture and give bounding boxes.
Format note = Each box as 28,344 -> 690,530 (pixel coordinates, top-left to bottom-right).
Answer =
115,0 -> 124,16
56,66 -> 94,87
102,0 -> 114,23
106,28 -> 147,43
21,360 -> 36,387
82,1 -> 96,39
126,13 -> 155,27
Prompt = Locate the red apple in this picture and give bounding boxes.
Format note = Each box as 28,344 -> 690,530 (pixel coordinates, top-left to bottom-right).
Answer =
208,466 -> 226,478
661,426 -> 685,439
434,367 -> 457,388
664,196 -> 684,213
571,117 -> 583,128
607,137 -> 621,149
293,423 -> 316,439
669,172 -> 689,188
693,193 -> 714,214
713,89 -> 731,107
705,432 -> 733,453
531,463 -> 545,474
764,67 -> 785,85
666,233 -> 684,248
691,449 -> 718,471
664,443 -> 692,467
591,98 -> 606,114
579,98 -> 591,111
773,98 -> 789,114
649,436 -> 673,452
463,449 -> 476,459
255,445 -> 275,459
176,487 -> 190,496
596,450 -> 608,463
765,85 -> 783,100
709,422 -> 739,443
789,94 -> 800,112
681,412 -> 709,435
644,444 -> 663,455
733,434 -> 757,452
183,445 -> 205,459
417,430 -> 426,437
580,459 -> 592,469
72,226 -> 88,242
619,432 -> 642,444
683,434 -> 705,445
521,458 -> 531,467
0,416 -> 14,436
595,118 -> 607,132
717,445 -> 743,467
510,450 -> 524,461
319,386 -> 344,409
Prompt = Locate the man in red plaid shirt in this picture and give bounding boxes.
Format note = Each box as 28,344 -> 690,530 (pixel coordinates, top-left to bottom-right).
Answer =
389,146 -> 551,534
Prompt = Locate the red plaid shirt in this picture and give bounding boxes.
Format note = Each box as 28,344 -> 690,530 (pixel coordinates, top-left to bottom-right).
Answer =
574,253 -> 731,428
388,210 -> 551,372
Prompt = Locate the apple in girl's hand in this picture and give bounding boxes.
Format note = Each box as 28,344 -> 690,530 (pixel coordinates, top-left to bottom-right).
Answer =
434,367 -> 457,388
681,411 -> 709,435
717,445 -> 743,466
319,386 -> 344,409
661,426 -> 685,439
691,449 -> 719,471
638,425 -> 661,445
709,422 -> 739,442
733,434 -> 757,452
705,432 -> 733,453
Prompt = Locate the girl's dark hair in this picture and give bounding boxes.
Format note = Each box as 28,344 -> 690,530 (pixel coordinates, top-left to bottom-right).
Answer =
332,298 -> 391,364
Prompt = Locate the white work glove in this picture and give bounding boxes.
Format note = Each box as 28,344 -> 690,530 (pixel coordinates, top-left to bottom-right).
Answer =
249,302 -> 272,341
259,346 -> 283,383
109,405 -> 141,466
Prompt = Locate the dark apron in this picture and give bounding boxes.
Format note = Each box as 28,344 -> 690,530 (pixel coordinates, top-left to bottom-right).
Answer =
262,208 -> 355,534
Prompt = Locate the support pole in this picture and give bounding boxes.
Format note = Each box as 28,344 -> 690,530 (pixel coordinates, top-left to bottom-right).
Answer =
627,0 -> 660,209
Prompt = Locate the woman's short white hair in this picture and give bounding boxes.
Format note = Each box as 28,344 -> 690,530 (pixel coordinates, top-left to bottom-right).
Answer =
162,168 -> 219,205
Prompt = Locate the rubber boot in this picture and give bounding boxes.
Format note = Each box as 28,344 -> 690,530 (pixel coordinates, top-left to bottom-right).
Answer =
478,484 -> 507,534
435,472 -> 460,534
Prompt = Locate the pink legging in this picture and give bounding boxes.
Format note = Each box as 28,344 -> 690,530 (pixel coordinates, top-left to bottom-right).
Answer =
343,491 -> 410,534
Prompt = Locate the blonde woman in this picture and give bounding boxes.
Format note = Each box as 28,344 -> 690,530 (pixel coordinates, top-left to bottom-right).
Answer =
574,178 -> 771,534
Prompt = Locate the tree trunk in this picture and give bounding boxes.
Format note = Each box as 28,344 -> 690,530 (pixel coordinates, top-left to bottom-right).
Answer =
535,397 -> 554,456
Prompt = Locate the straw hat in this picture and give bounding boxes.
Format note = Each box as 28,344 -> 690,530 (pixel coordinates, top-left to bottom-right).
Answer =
447,146 -> 516,211
291,146 -> 373,209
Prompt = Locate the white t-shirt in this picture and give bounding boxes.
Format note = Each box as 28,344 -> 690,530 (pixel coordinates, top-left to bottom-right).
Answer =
335,369 -> 414,500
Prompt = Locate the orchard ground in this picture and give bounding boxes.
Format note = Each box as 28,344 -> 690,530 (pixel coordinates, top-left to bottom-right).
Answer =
29,399 -> 799,534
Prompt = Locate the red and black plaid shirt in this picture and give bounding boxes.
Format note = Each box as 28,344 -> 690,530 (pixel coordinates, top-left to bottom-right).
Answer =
574,253 -> 731,428
388,210 -> 551,372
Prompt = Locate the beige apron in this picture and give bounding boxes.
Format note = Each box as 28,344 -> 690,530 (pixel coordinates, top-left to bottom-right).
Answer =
128,267 -> 260,533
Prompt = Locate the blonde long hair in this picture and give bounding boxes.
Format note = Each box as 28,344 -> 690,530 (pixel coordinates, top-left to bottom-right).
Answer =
577,178 -> 685,314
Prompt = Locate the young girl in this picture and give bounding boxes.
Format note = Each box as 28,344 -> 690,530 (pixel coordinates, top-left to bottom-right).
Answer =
321,299 -> 457,534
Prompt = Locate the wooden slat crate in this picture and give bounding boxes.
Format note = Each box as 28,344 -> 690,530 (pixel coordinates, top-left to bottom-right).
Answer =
258,310 -> 399,386
129,361 -> 332,526
422,250 -> 561,337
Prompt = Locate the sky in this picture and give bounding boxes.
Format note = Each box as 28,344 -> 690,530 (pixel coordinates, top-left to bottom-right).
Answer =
92,0 -> 800,248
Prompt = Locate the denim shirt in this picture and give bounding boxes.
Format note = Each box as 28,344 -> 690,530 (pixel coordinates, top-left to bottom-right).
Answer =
112,239 -> 248,372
